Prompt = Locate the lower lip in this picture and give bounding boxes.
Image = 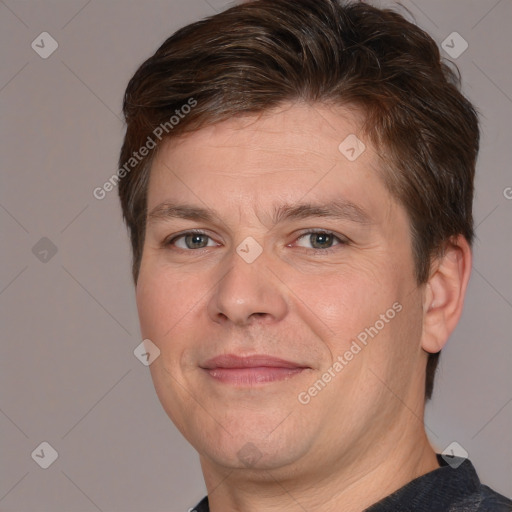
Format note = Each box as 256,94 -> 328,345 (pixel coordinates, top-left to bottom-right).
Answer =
204,367 -> 306,385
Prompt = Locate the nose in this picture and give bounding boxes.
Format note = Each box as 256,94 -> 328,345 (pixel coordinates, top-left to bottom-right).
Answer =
207,246 -> 288,326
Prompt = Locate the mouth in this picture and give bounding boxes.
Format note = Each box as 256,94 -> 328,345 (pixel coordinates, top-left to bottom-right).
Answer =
200,354 -> 310,386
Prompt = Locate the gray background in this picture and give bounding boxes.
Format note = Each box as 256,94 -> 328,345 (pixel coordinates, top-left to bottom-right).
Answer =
1,0 -> 511,511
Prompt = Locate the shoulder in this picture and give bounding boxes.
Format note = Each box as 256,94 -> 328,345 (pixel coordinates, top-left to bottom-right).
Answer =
365,457 -> 512,512
470,484 -> 512,511
190,496 -> 209,512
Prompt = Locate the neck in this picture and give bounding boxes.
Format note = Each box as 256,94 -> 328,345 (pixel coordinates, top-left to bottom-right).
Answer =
200,421 -> 439,512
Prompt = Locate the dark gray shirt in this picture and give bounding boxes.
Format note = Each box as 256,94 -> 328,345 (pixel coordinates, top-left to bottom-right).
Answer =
191,456 -> 512,511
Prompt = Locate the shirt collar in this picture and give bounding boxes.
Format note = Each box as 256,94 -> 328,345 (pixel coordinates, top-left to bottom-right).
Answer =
365,455 -> 481,511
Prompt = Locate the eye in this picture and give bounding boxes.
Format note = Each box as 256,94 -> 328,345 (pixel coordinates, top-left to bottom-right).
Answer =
294,231 -> 344,250
169,232 -> 217,250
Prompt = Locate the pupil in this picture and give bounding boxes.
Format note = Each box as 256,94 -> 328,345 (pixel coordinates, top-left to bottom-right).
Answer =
311,233 -> 332,249
187,234 -> 207,248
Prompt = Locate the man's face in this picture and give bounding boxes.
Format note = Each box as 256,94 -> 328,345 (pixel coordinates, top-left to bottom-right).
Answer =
136,103 -> 427,476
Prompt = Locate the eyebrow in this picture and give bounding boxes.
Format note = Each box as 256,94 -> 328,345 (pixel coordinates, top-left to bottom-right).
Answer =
147,199 -> 372,226
273,200 -> 371,225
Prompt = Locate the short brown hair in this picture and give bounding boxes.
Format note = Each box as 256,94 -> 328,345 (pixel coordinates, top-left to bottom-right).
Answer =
118,0 -> 479,399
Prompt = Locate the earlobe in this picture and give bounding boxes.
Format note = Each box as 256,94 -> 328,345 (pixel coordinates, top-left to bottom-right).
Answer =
421,236 -> 472,354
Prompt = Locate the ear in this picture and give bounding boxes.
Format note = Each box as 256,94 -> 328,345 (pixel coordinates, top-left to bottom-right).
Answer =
421,235 -> 472,354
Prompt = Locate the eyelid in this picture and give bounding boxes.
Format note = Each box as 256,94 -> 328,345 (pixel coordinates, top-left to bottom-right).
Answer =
163,228 -> 349,251
165,229 -> 220,247
287,230 -> 349,256
292,229 -> 349,244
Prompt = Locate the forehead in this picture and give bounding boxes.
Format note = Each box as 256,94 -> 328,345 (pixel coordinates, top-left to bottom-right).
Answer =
159,102 -> 366,169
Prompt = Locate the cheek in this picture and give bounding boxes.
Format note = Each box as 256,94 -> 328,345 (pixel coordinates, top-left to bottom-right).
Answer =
290,264 -> 394,344
135,262 -> 214,378
135,264 -> 192,340
135,275 -> 167,340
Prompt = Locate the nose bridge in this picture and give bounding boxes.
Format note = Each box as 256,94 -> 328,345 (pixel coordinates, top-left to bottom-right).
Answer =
207,243 -> 288,325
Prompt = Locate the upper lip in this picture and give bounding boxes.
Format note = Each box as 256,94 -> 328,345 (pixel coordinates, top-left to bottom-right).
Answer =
201,354 -> 309,369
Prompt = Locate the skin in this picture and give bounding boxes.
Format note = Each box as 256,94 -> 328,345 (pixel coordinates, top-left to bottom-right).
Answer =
136,102 -> 472,512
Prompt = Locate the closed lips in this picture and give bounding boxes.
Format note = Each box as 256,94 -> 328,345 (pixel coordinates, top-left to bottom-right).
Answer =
200,354 -> 310,385
201,354 -> 309,369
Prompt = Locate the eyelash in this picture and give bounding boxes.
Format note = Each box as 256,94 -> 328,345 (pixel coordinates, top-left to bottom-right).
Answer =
165,229 -> 348,254
293,229 -> 348,254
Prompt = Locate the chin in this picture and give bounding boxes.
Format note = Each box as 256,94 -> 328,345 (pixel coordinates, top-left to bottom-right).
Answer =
190,416 -> 312,473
